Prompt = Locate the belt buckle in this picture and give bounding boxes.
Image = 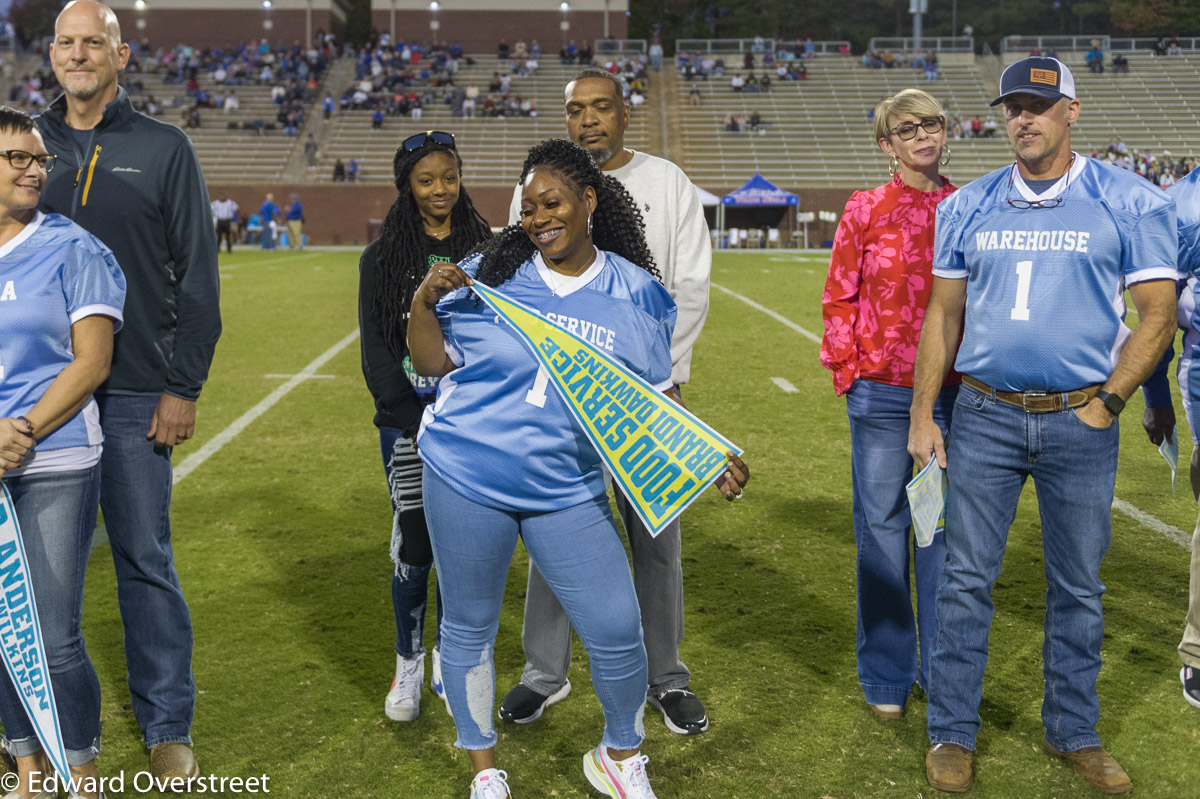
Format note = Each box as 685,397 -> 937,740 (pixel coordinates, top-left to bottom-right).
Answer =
1021,391 -> 1047,410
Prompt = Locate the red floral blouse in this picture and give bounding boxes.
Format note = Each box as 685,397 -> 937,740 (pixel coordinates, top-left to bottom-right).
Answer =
820,174 -> 960,396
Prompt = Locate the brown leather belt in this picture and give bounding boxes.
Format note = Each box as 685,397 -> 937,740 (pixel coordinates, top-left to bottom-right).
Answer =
961,375 -> 1100,413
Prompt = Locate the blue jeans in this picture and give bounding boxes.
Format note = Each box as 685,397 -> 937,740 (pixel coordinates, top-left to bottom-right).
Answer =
846,379 -> 956,706
260,222 -> 275,250
0,466 -> 102,766
927,383 -> 1119,752
379,427 -> 441,658
422,466 -> 647,751
95,393 -> 194,747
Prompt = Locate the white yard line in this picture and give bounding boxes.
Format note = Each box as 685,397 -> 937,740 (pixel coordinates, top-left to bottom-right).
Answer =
711,282 -> 822,343
771,377 -> 800,393
714,280 -> 1192,550
172,328 -> 360,485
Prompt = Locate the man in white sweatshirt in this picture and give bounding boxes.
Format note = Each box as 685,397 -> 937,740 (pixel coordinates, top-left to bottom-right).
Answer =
502,67 -> 714,735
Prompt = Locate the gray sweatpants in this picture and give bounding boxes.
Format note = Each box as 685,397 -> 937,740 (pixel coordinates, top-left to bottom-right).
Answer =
1180,508 -> 1200,668
519,487 -> 690,696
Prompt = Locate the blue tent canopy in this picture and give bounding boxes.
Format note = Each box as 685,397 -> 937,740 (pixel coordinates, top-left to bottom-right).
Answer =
716,174 -> 800,248
720,173 -> 800,206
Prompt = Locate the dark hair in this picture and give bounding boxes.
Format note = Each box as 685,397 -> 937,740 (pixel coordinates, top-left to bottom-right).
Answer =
373,140 -> 492,358
568,67 -> 625,107
472,138 -> 658,287
0,105 -> 36,136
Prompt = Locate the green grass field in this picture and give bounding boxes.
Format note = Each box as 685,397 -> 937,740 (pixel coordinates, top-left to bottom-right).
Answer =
77,247 -> 1198,798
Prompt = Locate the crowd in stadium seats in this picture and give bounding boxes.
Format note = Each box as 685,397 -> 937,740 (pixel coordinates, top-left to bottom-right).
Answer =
861,48 -> 939,78
1089,138 -> 1197,187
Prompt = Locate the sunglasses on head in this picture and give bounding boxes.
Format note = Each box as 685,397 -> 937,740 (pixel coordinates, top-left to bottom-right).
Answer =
402,130 -> 456,152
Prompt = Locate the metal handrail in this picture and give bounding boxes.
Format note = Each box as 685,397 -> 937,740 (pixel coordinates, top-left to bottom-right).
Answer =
674,39 -> 850,58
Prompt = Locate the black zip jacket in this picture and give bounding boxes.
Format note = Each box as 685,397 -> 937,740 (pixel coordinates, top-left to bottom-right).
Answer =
36,88 -> 221,399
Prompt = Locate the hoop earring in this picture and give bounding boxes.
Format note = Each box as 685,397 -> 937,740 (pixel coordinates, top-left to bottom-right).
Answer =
940,145 -> 951,167
587,214 -> 593,237
888,156 -> 899,175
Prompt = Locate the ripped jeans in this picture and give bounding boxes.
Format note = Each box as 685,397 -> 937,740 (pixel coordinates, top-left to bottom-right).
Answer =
0,466 -> 102,766
380,428 -> 441,659
423,466 -> 647,751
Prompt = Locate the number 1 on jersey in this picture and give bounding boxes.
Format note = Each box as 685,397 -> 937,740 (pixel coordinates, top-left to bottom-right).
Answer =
525,366 -> 550,408
1010,259 -> 1033,321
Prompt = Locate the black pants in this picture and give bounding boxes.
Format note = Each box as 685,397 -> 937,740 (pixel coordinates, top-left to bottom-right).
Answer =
216,219 -> 234,252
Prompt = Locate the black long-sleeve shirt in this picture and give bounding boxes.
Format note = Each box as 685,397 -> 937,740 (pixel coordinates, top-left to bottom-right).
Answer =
359,236 -> 453,433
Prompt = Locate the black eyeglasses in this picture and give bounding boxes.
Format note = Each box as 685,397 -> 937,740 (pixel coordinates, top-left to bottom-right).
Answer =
402,130 -> 456,152
1006,154 -> 1075,209
889,118 -> 943,141
0,150 -> 56,172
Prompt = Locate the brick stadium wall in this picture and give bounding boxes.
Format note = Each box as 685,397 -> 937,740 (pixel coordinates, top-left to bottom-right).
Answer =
370,11 -> 622,55
209,184 -> 519,247
210,184 -> 851,248
112,9 -> 345,50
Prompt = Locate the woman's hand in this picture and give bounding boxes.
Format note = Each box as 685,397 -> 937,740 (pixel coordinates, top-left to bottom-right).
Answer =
0,417 -> 35,474
414,263 -> 472,311
408,264 -> 471,378
717,451 -> 749,501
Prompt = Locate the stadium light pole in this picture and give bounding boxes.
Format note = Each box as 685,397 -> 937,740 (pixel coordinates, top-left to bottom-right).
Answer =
560,2 -> 570,48
262,0 -> 273,34
909,0 -> 927,53
134,0 -> 147,33
429,1 -> 439,34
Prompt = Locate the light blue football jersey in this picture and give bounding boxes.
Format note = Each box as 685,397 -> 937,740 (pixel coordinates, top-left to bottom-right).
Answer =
934,155 -> 1178,392
1171,168 -> 1200,440
0,212 -> 126,451
417,248 -> 676,512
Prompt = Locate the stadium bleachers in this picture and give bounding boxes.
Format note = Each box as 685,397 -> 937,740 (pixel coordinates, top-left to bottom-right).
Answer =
672,53 -> 1200,192
316,55 -> 651,186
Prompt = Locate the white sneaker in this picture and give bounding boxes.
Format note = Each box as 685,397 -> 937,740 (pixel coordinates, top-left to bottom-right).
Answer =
469,768 -> 511,798
385,652 -> 424,721
583,746 -> 658,798
431,645 -> 453,718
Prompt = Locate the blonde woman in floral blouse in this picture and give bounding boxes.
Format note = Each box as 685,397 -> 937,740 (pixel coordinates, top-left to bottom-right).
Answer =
820,88 -> 959,721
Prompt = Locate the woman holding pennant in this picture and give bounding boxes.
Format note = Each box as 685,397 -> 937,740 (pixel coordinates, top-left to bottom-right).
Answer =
358,129 -> 492,723
820,88 -> 959,721
408,138 -> 747,799
0,106 -> 125,799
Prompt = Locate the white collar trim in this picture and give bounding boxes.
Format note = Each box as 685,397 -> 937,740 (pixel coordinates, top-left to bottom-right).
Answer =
1012,152 -> 1086,201
534,246 -> 605,298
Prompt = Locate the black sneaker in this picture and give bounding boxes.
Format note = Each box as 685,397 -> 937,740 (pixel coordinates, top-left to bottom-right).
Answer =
498,679 -> 571,724
647,688 -> 709,735
1183,666 -> 1200,709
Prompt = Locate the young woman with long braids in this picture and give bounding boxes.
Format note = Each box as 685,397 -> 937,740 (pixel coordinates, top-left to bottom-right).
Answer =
357,130 -> 492,723
408,138 -> 748,799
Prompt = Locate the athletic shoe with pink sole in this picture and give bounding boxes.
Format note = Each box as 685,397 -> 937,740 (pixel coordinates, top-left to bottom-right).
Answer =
583,745 -> 658,799
469,768 -> 511,798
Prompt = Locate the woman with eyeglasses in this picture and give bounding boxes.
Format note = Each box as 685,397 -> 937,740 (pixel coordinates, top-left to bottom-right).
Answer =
820,88 -> 959,721
0,105 -> 125,799
358,129 -> 492,723
408,138 -> 747,799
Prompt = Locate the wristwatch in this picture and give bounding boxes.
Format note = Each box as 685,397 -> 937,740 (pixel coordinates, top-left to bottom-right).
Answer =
1095,390 -> 1125,417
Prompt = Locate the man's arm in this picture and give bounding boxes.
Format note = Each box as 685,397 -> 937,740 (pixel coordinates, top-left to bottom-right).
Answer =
1076,278 -> 1178,428
665,178 -> 712,386
154,136 -> 222,446
907,276 -> 967,469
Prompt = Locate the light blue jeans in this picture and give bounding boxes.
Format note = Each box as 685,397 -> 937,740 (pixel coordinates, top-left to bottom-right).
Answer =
96,393 -> 194,748
0,466 -> 102,766
845,379 -> 956,706
422,466 -> 647,751
927,383 -> 1119,752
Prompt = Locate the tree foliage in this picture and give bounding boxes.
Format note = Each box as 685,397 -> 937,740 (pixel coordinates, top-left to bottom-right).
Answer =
631,0 -> 1200,51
